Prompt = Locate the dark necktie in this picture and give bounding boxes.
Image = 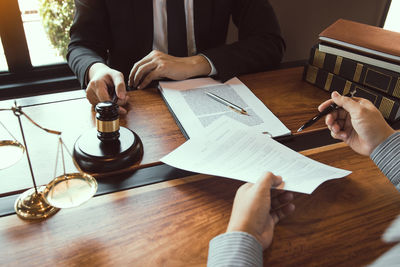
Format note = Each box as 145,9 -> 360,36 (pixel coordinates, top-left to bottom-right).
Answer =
167,0 -> 188,57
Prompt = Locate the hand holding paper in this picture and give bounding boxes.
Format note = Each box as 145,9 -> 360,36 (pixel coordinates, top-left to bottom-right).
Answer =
161,117 -> 351,194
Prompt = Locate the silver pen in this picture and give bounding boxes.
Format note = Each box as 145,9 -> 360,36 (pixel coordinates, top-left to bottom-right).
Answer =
206,92 -> 249,115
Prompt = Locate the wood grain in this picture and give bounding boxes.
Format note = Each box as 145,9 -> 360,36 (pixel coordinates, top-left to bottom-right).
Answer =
1,146 -> 399,266
0,67 -> 332,195
240,67 -> 332,131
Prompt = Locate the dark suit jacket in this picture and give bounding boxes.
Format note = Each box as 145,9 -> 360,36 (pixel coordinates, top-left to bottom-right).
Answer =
67,0 -> 285,88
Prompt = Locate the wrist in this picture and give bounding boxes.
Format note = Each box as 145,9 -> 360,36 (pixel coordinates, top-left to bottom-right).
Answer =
88,62 -> 109,81
187,55 -> 211,77
227,220 -> 257,238
374,127 -> 396,151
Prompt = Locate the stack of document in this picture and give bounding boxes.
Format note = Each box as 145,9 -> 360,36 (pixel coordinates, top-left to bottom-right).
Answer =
161,116 -> 351,194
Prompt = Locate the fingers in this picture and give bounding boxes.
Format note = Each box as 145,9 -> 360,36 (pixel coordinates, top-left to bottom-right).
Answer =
112,78 -> 129,116
325,109 -> 347,132
129,51 -> 164,88
318,99 -> 334,112
134,62 -> 159,89
86,80 -> 110,105
128,52 -> 154,87
326,119 -> 349,141
129,50 -> 198,89
270,190 -> 295,224
86,85 -> 99,106
113,73 -> 127,101
271,191 -> 294,210
270,202 -> 295,225
138,67 -> 164,89
128,59 -> 154,88
256,172 -> 283,194
117,106 -> 128,115
323,92 -> 357,140
331,91 -> 360,114
86,66 -> 130,115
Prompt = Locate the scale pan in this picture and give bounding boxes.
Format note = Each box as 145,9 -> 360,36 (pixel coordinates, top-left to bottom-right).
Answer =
43,173 -> 98,208
0,140 -> 25,170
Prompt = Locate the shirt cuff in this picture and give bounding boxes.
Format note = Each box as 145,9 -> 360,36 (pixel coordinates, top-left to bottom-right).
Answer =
207,231 -> 263,267
198,53 -> 218,76
370,132 -> 400,191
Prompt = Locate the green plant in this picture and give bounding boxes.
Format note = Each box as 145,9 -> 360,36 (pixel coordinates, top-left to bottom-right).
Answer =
38,0 -> 75,59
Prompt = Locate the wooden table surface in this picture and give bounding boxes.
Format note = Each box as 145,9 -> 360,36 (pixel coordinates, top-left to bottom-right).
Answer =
1,144 -> 399,266
0,67 -> 332,195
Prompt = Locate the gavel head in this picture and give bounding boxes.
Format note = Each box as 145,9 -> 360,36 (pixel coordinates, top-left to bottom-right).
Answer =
95,101 -> 120,142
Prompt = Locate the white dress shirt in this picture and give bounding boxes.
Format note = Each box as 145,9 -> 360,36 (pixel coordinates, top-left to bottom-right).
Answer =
152,0 -> 217,75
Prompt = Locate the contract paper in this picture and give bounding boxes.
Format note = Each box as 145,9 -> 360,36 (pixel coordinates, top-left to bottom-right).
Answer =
161,117 -> 351,194
368,244 -> 400,267
368,215 -> 400,266
382,214 -> 400,243
159,77 -> 291,139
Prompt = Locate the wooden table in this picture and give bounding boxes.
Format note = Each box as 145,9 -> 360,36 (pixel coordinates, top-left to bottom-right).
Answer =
1,144 -> 399,266
0,67 -> 332,195
2,67 -> 400,266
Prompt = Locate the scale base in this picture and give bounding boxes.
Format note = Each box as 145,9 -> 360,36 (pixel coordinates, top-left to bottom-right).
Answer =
73,127 -> 143,176
14,186 -> 60,220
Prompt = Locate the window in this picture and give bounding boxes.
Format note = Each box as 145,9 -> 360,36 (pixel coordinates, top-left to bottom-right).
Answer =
384,0 -> 400,32
0,0 -> 78,99
19,0 -> 66,66
0,37 -> 8,72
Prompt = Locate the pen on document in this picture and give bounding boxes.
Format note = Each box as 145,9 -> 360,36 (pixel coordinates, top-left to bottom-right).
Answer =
297,90 -> 356,132
205,92 -> 249,115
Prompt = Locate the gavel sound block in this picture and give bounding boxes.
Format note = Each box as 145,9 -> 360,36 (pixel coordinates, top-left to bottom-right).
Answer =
73,101 -> 143,176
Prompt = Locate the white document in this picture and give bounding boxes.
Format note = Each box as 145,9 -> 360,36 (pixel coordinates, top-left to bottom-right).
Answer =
382,214 -> 400,243
368,244 -> 400,267
161,117 -> 351,194
159,77 -> 290,139
368,215 -> 400,266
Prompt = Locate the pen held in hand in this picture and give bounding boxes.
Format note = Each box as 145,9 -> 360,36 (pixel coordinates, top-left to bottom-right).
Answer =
205,92 -> 249,116
297,90 -> 356,132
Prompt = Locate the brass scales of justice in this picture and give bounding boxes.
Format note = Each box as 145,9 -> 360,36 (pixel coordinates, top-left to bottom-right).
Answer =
0,100 -> 143,220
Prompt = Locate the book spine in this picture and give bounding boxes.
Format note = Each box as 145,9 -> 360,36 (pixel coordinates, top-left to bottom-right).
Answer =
303,64 -> 400,122
309,45 -> 400,99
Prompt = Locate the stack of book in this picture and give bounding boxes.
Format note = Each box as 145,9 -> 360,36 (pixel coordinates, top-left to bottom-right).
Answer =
303,19 -> 400,122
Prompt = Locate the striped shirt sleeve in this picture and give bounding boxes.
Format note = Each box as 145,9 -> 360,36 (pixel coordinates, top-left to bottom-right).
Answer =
370,132 -> 400,192
207,232 -> 263,267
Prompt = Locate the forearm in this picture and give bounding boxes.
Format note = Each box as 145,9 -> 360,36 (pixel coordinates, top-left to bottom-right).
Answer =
67,0 -> 110,88
207,232 -> 263,267
371,132 -> 400,191
67,46 -> 105,88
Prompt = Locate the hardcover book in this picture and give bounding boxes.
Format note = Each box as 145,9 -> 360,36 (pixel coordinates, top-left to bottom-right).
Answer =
319,19 -> 400,63
303,64 -> 400,122
318,43 -> 400,74
309,45 -> 400,99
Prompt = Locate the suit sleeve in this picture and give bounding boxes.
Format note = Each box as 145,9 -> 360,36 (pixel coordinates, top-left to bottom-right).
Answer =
67,0 -> 111,88
370,132 -> 400,192
207,232 -> 263,267
201,0 -> 285,82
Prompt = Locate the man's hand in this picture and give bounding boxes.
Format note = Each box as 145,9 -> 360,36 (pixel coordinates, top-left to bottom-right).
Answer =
226,173 -> 295,250
86,63 -> 129,114
128,50 -> 211,89
319,91 -> 395,156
